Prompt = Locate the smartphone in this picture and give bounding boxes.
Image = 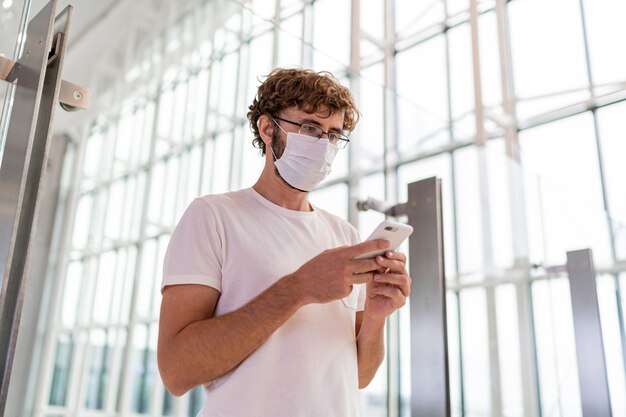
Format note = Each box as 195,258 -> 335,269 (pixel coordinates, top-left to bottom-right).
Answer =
355,219 -> 414,259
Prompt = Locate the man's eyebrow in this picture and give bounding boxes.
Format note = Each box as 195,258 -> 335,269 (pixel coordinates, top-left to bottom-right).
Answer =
300,118 -> 343,133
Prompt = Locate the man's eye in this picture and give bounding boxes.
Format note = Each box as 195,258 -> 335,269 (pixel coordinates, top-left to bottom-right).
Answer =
302,125 -> 320,135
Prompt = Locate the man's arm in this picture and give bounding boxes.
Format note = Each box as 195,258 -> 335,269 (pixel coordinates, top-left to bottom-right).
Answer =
355,251 -> 411,388
158,239 -> 388,396
158,276 -> 304,396
355,311 -> 385,389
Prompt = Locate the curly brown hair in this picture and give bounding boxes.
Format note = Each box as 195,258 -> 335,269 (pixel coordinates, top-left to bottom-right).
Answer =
247,68 -> 360,154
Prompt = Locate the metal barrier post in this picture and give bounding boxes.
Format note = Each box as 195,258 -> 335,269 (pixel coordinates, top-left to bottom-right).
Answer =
0,1 -> 73,412
566,249 -> 613,417
406,177 -> 450,417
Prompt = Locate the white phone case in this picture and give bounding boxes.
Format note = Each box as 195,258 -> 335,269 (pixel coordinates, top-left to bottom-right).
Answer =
355,220 -> 414,259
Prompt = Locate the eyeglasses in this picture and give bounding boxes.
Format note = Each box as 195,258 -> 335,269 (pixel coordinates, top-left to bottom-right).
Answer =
272,116 -> 350,149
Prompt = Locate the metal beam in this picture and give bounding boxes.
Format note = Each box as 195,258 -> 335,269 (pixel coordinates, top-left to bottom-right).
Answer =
407,176 -> 450,417
0,0 -> 73,413
566,249 -> 613,417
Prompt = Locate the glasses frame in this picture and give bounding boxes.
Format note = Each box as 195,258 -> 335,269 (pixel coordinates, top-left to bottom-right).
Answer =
272,116 -> 350,149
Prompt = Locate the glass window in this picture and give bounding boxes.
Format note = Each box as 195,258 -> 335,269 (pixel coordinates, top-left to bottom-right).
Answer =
130,323 -> 158,414
582,0 -> 626,86
84,329 -> 109,409
445,291 -> 463,417
93,251 -> 117,323
453,147 -> 485,278
277,14 -> 303,68
49,333 -> 75,406
532,277 -> 581,417
596,274 -> 626,417
312,0 -> 351,69
496,284 -> 523,417
460,287 -> 491,417
596,102 -> 626,261
396,35 -> 450,153
187,386 -> 205,417
309,182 -> 349,220
357,64 -> 385,171
519,113 -> 611,267
395,0 -> 445,39
509,0 -> 589,119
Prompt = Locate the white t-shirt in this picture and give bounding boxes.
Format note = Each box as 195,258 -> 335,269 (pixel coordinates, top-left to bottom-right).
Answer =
162,188 -> 366,417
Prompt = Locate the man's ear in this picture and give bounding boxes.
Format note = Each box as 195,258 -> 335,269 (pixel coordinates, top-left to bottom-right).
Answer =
258,115 -> 274,147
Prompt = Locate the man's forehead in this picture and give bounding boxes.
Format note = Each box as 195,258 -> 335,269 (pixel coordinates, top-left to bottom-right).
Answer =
283,106 -> 345,126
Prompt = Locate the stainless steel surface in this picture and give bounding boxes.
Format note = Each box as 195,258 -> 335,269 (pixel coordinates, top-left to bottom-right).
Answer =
566,249 -> 613,417
1,56 -> 90,111
407,177 -> 450,417
0,0 -> 72,412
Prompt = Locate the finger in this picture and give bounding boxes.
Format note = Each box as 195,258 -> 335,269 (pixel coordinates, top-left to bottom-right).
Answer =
372,285 -> 407,307
375,256 -> 407,274
344,239 -> 390,259
350,272 -> 375,284
385,250 -> 407,263
374,273 -> 411,297
350,258 -> 382,274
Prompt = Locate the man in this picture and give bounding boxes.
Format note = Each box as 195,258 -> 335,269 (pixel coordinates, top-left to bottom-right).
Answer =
158,68 -> 411,416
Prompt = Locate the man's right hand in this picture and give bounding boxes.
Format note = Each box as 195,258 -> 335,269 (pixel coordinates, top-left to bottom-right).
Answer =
288,239 -> 390,305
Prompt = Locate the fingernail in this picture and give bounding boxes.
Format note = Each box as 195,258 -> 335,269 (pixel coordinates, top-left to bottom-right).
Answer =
386,251 -> 393,257
377,256 -> 384,262
374,274 -> 382,281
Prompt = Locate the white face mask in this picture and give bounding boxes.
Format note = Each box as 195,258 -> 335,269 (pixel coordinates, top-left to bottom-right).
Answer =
271,131 -> 338,192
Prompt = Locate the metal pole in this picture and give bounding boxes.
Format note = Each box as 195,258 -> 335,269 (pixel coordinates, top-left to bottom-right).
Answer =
566,249 -> 613,417
407,176 -> 450,417
0,1 -> 73,413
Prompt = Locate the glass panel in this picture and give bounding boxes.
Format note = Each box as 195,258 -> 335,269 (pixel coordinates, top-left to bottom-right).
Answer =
357,64 -> 384,172
212,132 -> 233,194
131,323 -> 158,414
0,0 -> 31,157
0,0 -> 31,159
312,0 -> 350,69
485,139 -> 514,270
84,329 -> 109,409
137,238 -> 158,318
596,102 -> 626,261
357,173 -> 385,239
509,0 -> 589,119
582,0 -> 626,86
596,274 -> 626,417
459,287 -> 491,417
532,277 -> 581,417
59,261 -> 83,327
308,182 -> 348,220
396,35 -> 450,153
478,11 -> 502,111
93,251 -> 116,323
187,385 -> 205,417
395,0 -> 445,38
453,147 -> 484,278
496,284 -> 523,417
49,333 -> 74,406
448,24 -> 474,132
162,386 -> 173,416
446,291 -> 463,417
519,112 -> 611,267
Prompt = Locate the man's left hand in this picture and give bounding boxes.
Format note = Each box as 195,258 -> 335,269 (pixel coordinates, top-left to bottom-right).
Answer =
363,251 -> 411,321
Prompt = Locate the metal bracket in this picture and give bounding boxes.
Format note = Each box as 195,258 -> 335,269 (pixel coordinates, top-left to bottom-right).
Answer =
0,54 -> 90,111
356,196 -> 408,218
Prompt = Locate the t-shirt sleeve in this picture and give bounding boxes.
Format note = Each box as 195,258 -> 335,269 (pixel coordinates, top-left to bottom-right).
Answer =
162,198 -> 223,292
